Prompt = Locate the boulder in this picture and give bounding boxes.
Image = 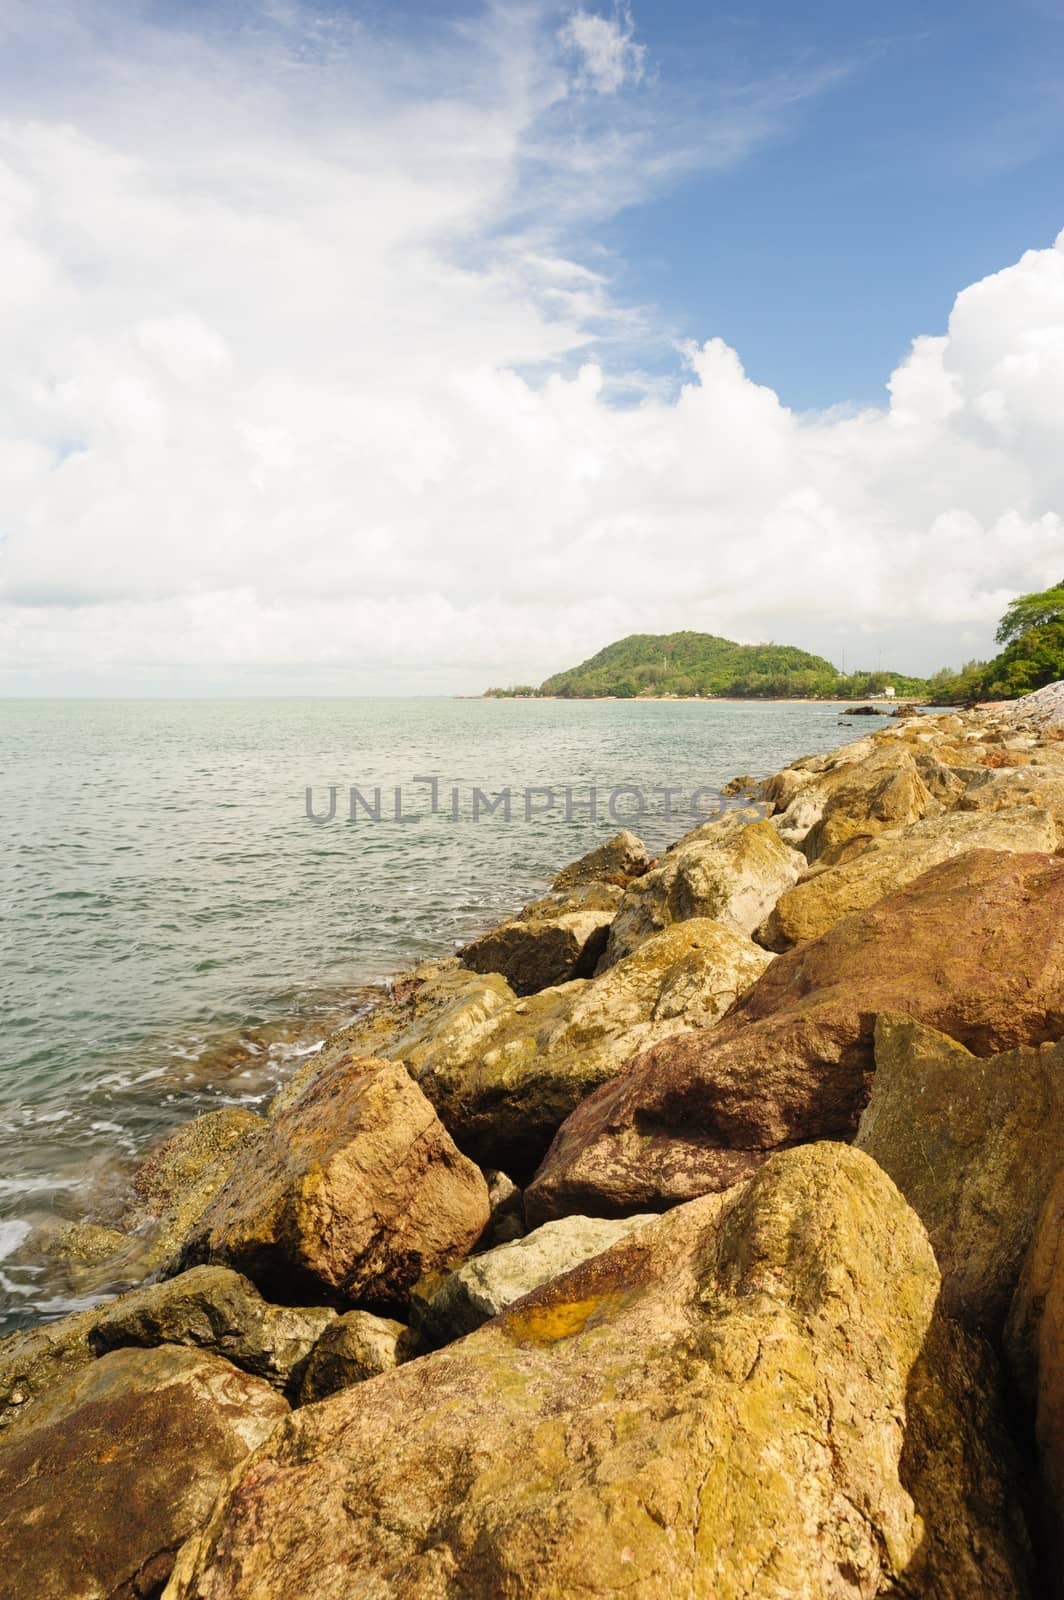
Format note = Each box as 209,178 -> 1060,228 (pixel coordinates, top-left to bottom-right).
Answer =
179,1058 -> 490,1307
856,1016 -> 1064,1332
527,850 -> 1064,1223
270,961 -> 514,1118
89,1266 -> 336,1397
123,1106 -> 268,1271
459,880 -> 621,995
410,1212 -> 657,1345
299,1311 -> 415,1404
0,1344 -> 287,1600
959,764 -> 1064,844
0,1307 -> 100,1433
793,751 -> 937,863
164,1146 -> 1033,1600
1004,1171 -> 1064,1590
601,814 -> 803,965
549,829 -> 650,892
760,806 -> 1058,949
458,833 -> 651,995
414,918 -> 773,1176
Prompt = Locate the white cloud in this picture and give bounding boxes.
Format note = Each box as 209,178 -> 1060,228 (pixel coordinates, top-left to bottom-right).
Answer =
559,4 -> 646,95
0,2 -> 1061,693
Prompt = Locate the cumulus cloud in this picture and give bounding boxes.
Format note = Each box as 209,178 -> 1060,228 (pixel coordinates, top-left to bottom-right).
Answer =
559,4 -> 646,95
0,0 -> 1061,693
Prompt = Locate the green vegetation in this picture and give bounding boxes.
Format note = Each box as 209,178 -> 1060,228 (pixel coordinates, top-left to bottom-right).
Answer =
486,632 -> 928,701
923,579 -> 1064,702
485,587 -> 1064,705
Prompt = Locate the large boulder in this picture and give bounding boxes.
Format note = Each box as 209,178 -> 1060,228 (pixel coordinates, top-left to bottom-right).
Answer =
410,1212 -> 657,1345
1005,1171 -> 1064,1590
601,814 -> 803,966
0,1344 -> 287,1600
770,741 -> 934,856
89,1266 -> 337,1397
414,918 -> 773,1176
856,1016 -> 1064,1332
179,1058 -> 490,1307
165,1145 -> 1033,1600
460,832 -> 650,995
527,850 -> 1064,1223
760,806 -> 1058,949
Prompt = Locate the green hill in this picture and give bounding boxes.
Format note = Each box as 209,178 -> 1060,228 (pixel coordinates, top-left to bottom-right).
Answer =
485,631 -> 928,700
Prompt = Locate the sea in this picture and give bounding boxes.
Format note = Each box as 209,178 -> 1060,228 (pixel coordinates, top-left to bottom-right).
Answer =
0,695 -> 866,1332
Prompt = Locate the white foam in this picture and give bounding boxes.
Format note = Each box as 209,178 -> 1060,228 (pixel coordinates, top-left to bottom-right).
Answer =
0,1219 -> 31,1261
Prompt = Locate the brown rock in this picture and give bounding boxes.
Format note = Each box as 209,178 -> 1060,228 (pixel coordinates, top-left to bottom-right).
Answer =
123,1107 -> 268,1272
0,1307 -> 100,1433
0,1344 -> 287,1600
164,1146 -> 1033,1600
459,880 -> 621,995
270,961 -> 514,1118
601,813 -> 803,965
549,829 -> 650,892
458,834 -> 650,996
415,918 -> 773,1176
527,850 -> 1064,1222
89,1266 -> 336,1397
959,764 -> 1064,845
760,806 -> 1058,949
856,1016 -> 1064,1332
179,1058 -> 490,1307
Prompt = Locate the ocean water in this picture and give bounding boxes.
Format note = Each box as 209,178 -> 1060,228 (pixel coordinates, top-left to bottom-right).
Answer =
0,695 -> 860,1330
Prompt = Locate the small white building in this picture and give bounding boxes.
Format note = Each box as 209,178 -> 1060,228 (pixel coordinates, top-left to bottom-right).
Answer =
884,685 -> 896,699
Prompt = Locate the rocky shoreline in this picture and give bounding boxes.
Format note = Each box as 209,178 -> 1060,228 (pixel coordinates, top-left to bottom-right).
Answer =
5,687 -> 1064,1596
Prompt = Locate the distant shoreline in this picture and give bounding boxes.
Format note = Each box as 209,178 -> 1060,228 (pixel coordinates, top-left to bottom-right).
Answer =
475,694 -> 933,707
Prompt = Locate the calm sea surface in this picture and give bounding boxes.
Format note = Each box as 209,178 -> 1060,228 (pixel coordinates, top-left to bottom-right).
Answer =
0,696 -> 861,1329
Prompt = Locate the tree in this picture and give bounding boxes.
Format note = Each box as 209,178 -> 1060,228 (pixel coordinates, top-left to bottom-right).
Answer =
995,581 -> 1064,645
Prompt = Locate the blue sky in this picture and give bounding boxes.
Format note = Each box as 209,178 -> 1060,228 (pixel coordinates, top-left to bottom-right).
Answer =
0,0 -> 1062,690
590,0 -> 1064,407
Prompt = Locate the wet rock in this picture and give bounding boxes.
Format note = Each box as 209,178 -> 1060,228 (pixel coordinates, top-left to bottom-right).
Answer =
856,1016 -> 1064,1332
415,918 -> 773,1176
123,1107 -> 268,1271
0,1307 -> 100,1432
298,1311 -> 415,1403
760,806 -> 1057,949
271,961 -> 514,1118
164,1145 -> 1033,1600
527,850 -> 1064,1222
410,1212 -> 657,1345
0,1344 -> 287,1600
89,1266 -> 336,1397
601,814 -> 802,965
180,1058 -> 489,1308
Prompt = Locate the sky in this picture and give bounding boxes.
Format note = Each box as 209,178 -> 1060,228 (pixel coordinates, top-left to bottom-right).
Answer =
0,0 -> 1062,694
